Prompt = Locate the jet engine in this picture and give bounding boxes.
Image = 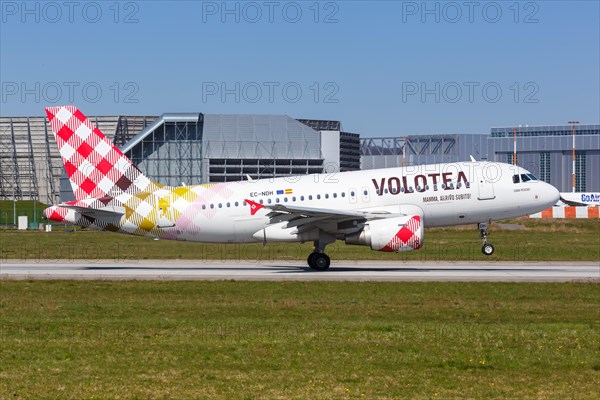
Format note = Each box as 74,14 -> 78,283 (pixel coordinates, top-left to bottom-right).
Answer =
345,215 -> 423,252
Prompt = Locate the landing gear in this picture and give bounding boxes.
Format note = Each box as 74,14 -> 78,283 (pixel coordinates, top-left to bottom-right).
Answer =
307,233 -> 335,271
478,222 -> 495,256
482,243 -> 495,256
307,252 -> 331,271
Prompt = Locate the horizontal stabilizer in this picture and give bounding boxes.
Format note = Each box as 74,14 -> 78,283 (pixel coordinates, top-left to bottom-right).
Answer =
60,204 -> 125,218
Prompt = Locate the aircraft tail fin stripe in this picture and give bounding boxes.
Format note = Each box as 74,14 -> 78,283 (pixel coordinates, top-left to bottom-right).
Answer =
45,106 -> 157,201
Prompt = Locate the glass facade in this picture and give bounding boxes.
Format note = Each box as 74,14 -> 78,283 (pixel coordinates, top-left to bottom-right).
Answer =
491,125 -> 600,138
539,152 -> 551,183
125,119 -> 204,187
575,152 -> 586,192
208,158 -> 323,182
507,153 -> 515,165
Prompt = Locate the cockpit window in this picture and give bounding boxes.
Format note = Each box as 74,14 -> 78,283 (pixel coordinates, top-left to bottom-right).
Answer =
514,173 -> 538,184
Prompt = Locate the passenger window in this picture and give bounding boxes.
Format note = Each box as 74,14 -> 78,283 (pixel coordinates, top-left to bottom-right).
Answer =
235,201 -> 239,207
309,195 -> 313,200
218,203 -> 222,208
226,202 -> 230,208
276,198 -> 280,203
267,199 -> 272,204
317,194 -> 321,200
284,197 -> 288,202
325,194 -> 329,199
202,205 -> 206,210
341,192 -> 345,197
333,193 -> 337,198
210,204 -> 214,209
300,195 -> 305,201
258,200 -> 263,205
292,196 -> 296,201
350,191 -> 355,197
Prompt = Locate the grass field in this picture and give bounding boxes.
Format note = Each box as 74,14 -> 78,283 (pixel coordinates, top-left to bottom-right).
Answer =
0,201 -> 47,226
0,281 -> 598,399
1,219 -> 598,261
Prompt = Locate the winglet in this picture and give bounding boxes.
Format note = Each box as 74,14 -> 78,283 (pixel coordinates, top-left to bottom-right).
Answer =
245,199 -> 264,216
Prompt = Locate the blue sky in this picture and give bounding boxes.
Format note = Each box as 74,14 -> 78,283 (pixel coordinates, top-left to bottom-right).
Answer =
1,0 -> 598,135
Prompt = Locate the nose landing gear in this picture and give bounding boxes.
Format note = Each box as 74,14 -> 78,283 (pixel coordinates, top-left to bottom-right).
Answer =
479,222 -> 495,256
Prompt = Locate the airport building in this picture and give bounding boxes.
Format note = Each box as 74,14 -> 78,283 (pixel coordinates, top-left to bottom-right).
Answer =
0,113 -> 360,203
1,111 -> 598,206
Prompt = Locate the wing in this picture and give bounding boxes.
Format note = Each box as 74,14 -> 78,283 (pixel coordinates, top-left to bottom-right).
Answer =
244,199 -> 406,235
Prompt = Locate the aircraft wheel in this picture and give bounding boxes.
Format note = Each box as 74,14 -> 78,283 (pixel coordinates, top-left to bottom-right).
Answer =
308,253 -> 330,271
482,243 -> 495,256
307,253 -> 317,267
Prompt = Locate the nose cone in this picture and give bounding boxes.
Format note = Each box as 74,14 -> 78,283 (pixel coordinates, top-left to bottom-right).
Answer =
543,183 -> 560,207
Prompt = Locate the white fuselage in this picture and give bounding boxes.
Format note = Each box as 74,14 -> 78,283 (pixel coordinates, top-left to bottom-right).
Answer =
155,161 -> 559,243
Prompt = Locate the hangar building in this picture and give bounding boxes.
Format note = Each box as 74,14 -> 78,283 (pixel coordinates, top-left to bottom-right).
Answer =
0,113 -> 360,203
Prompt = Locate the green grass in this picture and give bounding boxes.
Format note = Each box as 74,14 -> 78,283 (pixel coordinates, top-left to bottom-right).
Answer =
0,200 -> 47,225
1,219 -> 598,261
0,281 -> 598,399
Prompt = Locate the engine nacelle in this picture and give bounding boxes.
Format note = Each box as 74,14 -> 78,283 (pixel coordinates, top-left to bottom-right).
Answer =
345,215 -> 423,252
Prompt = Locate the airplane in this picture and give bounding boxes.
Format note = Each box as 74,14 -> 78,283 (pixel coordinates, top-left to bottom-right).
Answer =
558,192 -> 600,207
43,106 -> 560,270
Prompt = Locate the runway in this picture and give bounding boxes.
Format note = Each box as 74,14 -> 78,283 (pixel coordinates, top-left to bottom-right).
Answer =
1,260 -> 598,282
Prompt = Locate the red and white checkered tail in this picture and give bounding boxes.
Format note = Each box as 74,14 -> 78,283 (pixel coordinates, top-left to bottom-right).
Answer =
45,106 -> 158,201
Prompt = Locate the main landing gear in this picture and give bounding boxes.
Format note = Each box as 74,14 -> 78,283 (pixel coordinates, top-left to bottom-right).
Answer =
478,222 -> 495,256
307,252 -> 330,271
307,233 -> 336,271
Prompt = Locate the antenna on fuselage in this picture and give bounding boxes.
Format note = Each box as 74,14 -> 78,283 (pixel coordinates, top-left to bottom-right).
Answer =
246,174 -> 254,181
469,155 -> 477,162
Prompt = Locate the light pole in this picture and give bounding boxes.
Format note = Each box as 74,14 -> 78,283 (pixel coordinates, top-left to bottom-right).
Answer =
513,127 -> 517,165
568,120 -> 579,192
